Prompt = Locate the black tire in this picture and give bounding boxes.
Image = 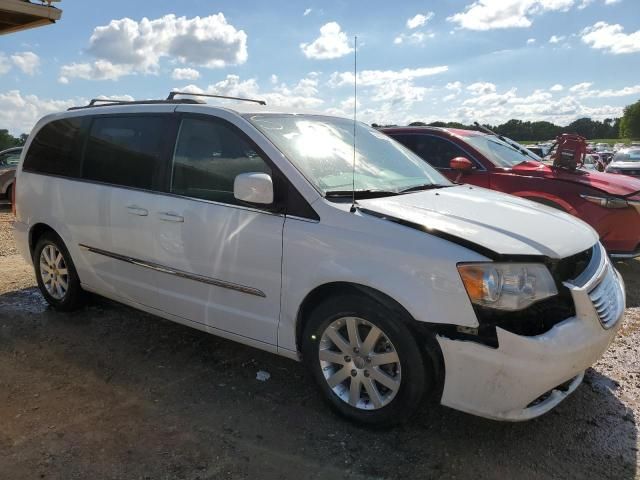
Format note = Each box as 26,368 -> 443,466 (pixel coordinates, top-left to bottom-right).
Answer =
5,183 -> 12,204
301,294 -> 430,427
34,232 -> 85,311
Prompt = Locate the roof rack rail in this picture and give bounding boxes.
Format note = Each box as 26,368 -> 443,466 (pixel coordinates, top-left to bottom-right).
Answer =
167,91 -> 267,106
67,98 -> 205,111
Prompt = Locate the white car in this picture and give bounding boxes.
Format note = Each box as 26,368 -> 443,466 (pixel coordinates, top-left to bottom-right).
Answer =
13,95 -> 625,426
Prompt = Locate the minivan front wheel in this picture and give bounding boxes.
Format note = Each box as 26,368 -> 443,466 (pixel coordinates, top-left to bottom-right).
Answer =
302,295 -> 429,427
34,232 -> 84,311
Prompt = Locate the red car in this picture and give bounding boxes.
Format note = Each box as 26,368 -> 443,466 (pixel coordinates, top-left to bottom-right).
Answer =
382,127 -> 640,258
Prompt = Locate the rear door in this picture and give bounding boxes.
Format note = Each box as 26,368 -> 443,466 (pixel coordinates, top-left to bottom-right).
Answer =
80,112 -> 176,306
391,133 -> 490,187
149,112 -> 284,345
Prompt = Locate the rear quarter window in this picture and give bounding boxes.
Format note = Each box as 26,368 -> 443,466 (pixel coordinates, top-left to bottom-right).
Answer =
23,118 -> 83,177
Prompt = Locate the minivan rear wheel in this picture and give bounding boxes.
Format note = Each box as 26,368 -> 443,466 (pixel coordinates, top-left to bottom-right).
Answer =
34,232 -> 84,311
302,294 -> 429,427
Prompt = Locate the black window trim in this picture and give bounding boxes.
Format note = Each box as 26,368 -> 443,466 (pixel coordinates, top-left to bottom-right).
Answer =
389,132 -> 487,172
21,112 -> 320,221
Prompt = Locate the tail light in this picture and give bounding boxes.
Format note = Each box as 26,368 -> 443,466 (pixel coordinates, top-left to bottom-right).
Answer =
11,179 -> 16,216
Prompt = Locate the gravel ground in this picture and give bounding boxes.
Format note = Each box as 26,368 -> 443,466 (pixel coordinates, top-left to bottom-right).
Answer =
0,207 -> 638,479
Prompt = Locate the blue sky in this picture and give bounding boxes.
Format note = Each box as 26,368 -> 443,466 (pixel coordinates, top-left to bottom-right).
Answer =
1,0 -> 639,134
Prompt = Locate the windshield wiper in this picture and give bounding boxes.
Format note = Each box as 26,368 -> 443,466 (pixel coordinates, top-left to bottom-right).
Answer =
398,184 -> 452,194
325,189 -> 400,199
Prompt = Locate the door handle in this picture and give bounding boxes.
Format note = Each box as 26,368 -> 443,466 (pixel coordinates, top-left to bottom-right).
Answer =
158,212 -> 184,223
126,205 -> 148,216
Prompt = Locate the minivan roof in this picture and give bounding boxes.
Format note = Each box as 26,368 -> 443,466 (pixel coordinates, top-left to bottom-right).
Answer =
49,101 -> 343,124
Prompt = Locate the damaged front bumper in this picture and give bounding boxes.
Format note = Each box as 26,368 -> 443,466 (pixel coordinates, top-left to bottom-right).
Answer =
437,244 -> 625,421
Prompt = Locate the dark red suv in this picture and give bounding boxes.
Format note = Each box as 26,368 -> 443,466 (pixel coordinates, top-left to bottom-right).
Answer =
382,126 -> 640,258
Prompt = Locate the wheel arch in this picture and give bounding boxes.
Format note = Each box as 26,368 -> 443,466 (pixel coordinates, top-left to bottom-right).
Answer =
295,281 -> 444,392
29,223 -> 59,257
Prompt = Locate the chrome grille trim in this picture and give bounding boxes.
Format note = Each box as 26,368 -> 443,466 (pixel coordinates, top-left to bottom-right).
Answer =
588,265 -> 625,329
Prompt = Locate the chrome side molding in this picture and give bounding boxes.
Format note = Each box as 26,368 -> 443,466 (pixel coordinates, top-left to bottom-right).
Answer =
78,244 -> 266,298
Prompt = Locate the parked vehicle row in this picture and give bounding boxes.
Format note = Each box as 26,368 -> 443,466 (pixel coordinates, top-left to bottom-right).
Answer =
0,146 -> 21,203
606,147 -> 640,178
12,95 -> 626,426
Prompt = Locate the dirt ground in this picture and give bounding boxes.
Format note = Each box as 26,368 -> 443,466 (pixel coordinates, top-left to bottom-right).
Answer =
0,205 -> 638,480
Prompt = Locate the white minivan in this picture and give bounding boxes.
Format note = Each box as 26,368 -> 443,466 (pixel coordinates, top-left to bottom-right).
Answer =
13,95 -> 625,426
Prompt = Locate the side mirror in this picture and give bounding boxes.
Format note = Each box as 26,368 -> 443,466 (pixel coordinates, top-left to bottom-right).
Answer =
234,172 -> 274,205
450,157 -> 473,183
450,157 -> 473,172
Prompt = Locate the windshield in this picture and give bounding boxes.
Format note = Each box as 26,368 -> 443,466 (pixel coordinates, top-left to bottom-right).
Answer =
613,149 -> 640,163
248,114 -> 450,195
463,134 -> 533,168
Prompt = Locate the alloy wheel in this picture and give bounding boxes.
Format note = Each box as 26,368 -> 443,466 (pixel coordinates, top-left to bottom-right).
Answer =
39,244 -> 69,300
319,316 -> 401,410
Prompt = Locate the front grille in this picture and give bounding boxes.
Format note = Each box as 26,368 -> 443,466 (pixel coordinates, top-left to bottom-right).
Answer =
589,265 -> 625,329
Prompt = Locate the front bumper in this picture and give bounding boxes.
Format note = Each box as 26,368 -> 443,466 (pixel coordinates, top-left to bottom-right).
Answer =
437,244 -> 624,421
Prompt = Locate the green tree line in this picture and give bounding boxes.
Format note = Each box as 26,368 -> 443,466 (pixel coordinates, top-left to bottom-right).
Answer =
0,130 -> 28,151
376,99 -> 640,141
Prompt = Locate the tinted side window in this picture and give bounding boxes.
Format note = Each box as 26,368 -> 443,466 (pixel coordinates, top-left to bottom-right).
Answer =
171,117 -> 271,205
83,116 -> 168,190
392,134 -> 467,169
23,118 -> 83,176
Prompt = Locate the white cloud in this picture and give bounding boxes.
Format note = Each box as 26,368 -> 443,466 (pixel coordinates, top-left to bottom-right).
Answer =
0,90 -> 78,134
580,0 -> 621,6
592,85 -> 640,97
569,82 -> 593,92
270,74 -> 278,84
450,85 -> 624,126
527,37 -> 536,44
176,74 -> 324,110
60,14 -> 247,82
466,82 -> 496,95
564,83 -> 640,98
328,66 -> 448,87
394,31 -> 434,45
58,60 -> 132,83
10,52 -> 40,75
303,8 -> 312,16
581,22 -> 640,54
406,12 -> 434,29
550,83 -> 564,91
300,22 -> 353,59
446,81 -> 463,92
0,53 -> 11,75
447,0 -> 575,31
549,34 -> 565,43
172,67 -> 200,80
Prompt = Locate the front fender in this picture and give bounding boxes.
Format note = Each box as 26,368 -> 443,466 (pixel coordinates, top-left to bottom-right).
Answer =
278,211 -> 488,352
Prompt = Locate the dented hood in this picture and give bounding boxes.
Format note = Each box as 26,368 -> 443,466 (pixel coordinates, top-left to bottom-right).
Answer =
510,161 -> 640,197
358,185 -> 598,259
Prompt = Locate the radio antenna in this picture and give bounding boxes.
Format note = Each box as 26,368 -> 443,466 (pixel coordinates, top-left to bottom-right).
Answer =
350,35 -> 358,213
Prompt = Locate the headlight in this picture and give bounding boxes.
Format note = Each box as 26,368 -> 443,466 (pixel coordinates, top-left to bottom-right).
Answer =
581,194 -> 630,209
457,263 -> 558,311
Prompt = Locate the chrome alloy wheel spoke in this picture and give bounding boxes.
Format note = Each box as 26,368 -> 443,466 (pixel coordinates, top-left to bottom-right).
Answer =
319,317 -> 401,410
39,244 -> 69,300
